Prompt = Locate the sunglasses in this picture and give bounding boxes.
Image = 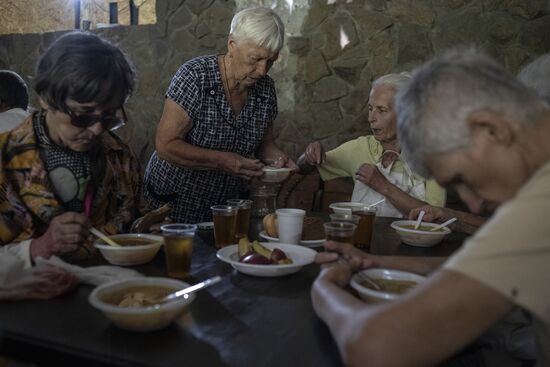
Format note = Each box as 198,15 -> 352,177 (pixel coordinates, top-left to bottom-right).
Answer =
67,105 -> 127,131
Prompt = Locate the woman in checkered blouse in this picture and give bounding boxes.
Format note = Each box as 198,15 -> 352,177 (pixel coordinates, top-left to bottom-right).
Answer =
144,7 -> 297,223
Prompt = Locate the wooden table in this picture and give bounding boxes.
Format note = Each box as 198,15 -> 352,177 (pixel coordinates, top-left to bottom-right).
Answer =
0,217 -> 467,367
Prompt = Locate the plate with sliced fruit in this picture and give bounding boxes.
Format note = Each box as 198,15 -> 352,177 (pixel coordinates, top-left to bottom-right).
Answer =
258,231 -> 325,248
216,238 -> 317,277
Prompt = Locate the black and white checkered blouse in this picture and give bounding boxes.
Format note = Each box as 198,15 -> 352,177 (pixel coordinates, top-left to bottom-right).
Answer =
143,55 -> 277,223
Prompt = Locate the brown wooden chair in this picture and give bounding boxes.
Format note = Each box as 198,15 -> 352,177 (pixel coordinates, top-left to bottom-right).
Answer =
320,177 -> 354,213
277,171 -> 323,212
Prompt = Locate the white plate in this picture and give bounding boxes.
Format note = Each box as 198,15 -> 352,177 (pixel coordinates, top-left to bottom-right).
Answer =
197,222 -> 214,230
216,242 -> 317,277
258,231 -> 325,248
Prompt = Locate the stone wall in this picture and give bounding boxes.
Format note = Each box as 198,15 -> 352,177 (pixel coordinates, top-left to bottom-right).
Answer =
1,0 -> 549,166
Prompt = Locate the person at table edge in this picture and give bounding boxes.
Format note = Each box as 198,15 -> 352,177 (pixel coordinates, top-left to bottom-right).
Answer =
0,32 -> 153,266
143,7 -> 297,224
296,72 -> 445,218
407,51 -> 550,235
311,50 -> 550,366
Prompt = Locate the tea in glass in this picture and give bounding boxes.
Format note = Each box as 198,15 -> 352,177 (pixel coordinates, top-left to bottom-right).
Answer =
211,205 -> 238,248
323,222 -> 357,243
352,208 -> 377,249
227,199 -> 253,241
161,224 -> 197,278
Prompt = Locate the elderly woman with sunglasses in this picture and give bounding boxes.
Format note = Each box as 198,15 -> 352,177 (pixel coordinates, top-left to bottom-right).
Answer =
0,32 -> 144,266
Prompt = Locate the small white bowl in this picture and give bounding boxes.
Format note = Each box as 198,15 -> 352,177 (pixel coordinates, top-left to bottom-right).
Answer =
350,268 -> 426,302
390,220 -> 451,247
89,277 -> 194,331
94,233 -> 163,266
260,167 -> 292,183
329,202 -> 367,215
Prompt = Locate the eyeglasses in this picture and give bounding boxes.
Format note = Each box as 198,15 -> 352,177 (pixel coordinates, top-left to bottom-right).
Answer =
67,105 -> 127,131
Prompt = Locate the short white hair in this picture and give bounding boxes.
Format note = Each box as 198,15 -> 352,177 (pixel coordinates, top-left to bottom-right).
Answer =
518,53 -> 550,104
372,72 -> 411,92
396,49 -> 547,178
230,7 -> 284,54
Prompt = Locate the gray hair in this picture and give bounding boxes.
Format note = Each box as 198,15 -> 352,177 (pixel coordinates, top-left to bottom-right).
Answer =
518,53 -> 550,104
372,72 -> 411,92
230,7 -> 284,54
396,49 -> 547,178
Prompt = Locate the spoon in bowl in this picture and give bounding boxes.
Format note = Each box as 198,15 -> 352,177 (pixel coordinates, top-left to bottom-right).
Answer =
429,217 -> 457,232
90,227 -> 122,247
367,198 -> 386,210
356,272 -> 381,291
414,210 -> 426,230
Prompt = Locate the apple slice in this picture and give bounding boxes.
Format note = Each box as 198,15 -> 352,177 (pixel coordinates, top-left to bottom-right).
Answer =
252,240 -> 272,259
238,237 -> 252,258
241,253 -> 272,265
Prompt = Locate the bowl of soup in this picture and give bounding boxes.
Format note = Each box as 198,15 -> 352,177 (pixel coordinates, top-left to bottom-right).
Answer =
89,277 -> 194,331
329,202 -> 367,215
261,167 -> 292,183
94,234 -> 163,266
350,268 -> 425,302
390,220 -> 451,247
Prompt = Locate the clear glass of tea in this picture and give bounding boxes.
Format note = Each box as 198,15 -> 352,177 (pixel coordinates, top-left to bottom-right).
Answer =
227,199 -> 253,241
351,207 -> 377,249
211,205 -> 238,248
160,224 -> 197,278
323,221 -> 357,243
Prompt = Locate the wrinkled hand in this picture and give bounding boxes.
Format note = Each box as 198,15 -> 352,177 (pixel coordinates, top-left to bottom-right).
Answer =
221,152 -> 264,179
316,241 -> 378,269
148,217 -> 172,234
304,141 -> 325,165
355,163 -> 388,190
0,264 -> 79,301
316,255 -> 364,288
263,155 -> 299,171
408,205 -> 451,224
27,265 -> 79,299
30,212 -> 90,260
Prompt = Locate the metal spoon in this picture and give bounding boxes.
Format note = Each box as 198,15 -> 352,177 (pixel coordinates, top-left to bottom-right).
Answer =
90,227 -> 122,247
157,276 -> 222,304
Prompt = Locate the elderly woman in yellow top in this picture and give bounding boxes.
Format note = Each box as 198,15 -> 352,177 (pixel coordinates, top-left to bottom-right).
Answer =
297,73 -> 445,217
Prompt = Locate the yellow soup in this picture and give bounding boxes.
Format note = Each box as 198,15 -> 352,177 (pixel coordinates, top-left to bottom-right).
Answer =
101,285 -> 176,307
111,236 -> 157,247
361,278 -> 417,294
399,225 -> 444,233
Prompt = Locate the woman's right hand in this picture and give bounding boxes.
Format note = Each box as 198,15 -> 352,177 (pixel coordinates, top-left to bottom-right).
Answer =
408,205 -> 450,224
220,152 -> 264,179
304,141 -> 325,166
30,212 -> 90,260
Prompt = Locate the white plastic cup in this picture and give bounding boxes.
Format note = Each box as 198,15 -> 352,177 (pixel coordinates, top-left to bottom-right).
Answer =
276,208 -> 306,245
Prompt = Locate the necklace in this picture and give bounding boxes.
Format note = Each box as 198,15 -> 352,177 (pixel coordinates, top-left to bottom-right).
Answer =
222,54 -> 234,113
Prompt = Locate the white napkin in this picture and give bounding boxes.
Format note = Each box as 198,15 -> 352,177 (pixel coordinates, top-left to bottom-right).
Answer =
35,256 -> 144,286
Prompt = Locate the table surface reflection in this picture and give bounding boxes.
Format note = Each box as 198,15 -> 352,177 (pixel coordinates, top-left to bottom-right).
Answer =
0,216 -> 467,367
